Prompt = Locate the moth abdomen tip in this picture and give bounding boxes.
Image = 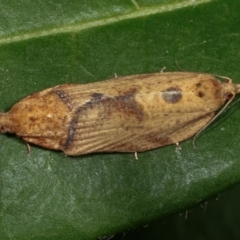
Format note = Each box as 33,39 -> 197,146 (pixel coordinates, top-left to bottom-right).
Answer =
0,113 -> 9,133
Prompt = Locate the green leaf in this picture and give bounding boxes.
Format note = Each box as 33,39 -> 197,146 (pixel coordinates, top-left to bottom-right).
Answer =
1,0 -> 240,239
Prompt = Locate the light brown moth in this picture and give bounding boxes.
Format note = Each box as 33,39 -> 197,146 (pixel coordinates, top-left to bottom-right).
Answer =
0,72 -> 239,156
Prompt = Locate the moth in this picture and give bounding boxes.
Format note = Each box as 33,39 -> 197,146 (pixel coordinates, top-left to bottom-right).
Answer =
0,72 -> 239,156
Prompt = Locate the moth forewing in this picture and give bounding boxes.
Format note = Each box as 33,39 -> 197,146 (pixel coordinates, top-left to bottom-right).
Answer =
0,72 -> 239,156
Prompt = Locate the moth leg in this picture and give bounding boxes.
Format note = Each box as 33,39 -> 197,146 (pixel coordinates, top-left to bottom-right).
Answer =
114,73 -> 118,78
134,152 -> 138,160
24,141 -> 31,155
160,66 -> 166,73
175,142 -> 182,150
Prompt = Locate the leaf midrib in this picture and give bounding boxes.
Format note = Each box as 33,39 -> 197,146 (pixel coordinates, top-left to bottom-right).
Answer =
0,0 -> 212,45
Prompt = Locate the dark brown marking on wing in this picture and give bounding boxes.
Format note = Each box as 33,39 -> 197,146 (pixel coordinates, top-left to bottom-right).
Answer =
162,87 -> 182,103
196,78 -> 222,100
64,89 -> 144,149
54,90 -> 73,110
91,93 -> 105,100
210,79 -> 222,99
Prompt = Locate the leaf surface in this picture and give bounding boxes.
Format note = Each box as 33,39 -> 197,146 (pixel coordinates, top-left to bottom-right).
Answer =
1,0 -> 240,239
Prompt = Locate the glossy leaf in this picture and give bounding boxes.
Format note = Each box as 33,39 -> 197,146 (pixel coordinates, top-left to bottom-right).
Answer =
1,0 -> 240,239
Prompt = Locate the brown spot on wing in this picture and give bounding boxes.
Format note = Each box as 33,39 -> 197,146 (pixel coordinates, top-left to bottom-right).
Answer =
198,91 -> 205,98
162,87 -> 182,103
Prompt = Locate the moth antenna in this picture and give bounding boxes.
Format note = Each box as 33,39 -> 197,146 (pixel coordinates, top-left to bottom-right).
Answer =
210,75 -> 240,93
193,92 -> 236,149
212,74 -> 232,82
